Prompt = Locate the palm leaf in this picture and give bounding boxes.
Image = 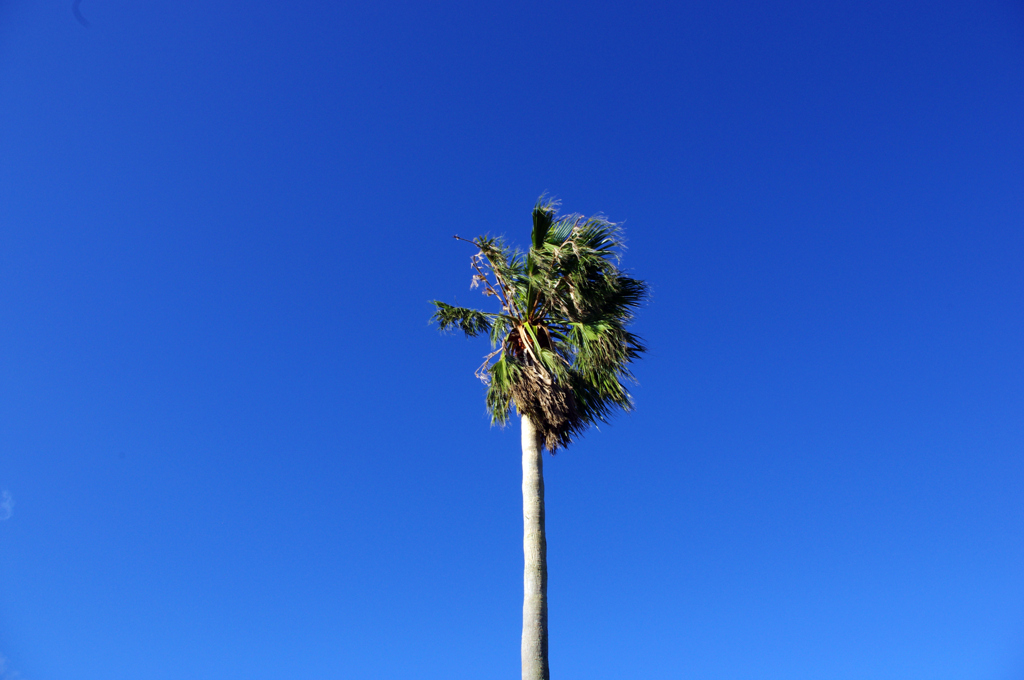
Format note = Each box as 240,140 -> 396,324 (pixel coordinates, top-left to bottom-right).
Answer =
429,301 -> 494,337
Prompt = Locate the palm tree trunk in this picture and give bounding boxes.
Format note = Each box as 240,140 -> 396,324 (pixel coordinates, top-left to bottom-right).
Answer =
521,414 -> 549,680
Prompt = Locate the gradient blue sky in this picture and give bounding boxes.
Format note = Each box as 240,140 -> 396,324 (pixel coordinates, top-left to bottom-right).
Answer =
2,1 -> 1023,678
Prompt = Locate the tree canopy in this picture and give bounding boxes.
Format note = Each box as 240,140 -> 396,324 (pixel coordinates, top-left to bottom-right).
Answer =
431,198 -> 648,452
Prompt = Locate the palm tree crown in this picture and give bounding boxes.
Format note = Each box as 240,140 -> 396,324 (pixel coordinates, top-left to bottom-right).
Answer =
432,198 -> 648,452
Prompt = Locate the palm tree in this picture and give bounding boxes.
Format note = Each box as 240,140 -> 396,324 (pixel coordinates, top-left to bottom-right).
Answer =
431,197 -> 648,680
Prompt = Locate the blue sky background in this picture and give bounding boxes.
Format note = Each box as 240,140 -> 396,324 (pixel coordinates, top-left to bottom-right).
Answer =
1,1 -> 1023,678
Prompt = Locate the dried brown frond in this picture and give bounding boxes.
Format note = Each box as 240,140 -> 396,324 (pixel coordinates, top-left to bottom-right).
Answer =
510,361 -> 581,453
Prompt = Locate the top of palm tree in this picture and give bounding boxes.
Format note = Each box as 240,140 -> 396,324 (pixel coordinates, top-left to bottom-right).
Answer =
431,197 -> 648,453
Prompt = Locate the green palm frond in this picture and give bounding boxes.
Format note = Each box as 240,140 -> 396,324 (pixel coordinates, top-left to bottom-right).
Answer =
432,197 -> 648,452
531,197 -> 559,253
485,354 -> 518,425
429,301 -> 494,337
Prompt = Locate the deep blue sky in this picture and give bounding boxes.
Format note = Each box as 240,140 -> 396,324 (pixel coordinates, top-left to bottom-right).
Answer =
2,1 -> 1023,678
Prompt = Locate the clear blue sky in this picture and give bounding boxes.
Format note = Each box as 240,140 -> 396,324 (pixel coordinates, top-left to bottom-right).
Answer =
1,1 -> 1022,678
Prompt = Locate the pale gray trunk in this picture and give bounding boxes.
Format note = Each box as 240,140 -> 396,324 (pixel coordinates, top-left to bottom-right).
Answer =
521,415 -> 549,680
